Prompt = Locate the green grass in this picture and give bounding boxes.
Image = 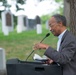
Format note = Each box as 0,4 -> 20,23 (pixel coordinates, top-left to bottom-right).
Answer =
0,25 -> 58,61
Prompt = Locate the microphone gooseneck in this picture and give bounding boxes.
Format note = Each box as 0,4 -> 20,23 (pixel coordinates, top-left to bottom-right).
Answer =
26,32 -> 50,61
26,50 -> 34,61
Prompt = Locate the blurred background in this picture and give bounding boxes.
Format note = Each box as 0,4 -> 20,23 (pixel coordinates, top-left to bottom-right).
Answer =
0,0 -> 71,61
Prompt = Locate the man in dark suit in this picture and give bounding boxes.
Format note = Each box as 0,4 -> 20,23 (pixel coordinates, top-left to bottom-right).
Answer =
34,14 -> 76,75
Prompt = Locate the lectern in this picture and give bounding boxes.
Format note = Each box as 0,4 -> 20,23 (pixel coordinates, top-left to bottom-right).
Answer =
6,59 -> 62,75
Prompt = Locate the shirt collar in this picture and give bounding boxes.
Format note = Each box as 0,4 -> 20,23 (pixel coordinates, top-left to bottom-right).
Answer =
58,29 -> 67,39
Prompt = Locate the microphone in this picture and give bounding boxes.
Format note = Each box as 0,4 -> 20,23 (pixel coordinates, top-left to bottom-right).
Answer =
26,33 -> 50,61
40,33 -> 50,43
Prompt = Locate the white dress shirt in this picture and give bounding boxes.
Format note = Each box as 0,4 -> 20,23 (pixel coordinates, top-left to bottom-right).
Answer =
57,30 -> 67,51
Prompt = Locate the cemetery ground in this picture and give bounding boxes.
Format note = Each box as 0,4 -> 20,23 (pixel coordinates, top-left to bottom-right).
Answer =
0,24 -> 58,61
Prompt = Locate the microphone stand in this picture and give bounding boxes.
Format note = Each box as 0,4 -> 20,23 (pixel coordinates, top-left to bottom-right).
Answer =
25,38 -> 43,61
26,33 -> 50,61
26,50 -> 34,61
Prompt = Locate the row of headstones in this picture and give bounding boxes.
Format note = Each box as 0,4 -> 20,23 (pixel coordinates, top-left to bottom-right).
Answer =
1,11 -> 46,36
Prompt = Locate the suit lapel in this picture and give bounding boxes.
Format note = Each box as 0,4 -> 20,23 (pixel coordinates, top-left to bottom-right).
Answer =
59,30 -> 69,52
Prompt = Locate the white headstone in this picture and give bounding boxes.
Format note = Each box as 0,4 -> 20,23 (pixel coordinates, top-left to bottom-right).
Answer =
36,24 -> 42,34
46,20 -> 49,29
17,15 -> 25,33
0,48 -> 7,75
1,11 -> 14,36
35,15 -> 42,34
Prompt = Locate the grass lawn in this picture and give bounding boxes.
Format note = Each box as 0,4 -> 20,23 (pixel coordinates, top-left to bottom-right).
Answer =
0,24 -> 58,61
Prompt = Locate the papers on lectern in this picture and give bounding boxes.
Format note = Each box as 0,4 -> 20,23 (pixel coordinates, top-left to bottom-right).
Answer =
33,54 -> 48,61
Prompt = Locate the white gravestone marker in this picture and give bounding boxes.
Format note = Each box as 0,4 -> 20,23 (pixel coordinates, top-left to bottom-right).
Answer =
1,11 -> 14,36
17,15 -> 25,33
0,48 -> 7,75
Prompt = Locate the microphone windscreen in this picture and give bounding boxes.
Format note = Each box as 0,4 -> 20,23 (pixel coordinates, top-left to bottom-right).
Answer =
46,33 -> 50,37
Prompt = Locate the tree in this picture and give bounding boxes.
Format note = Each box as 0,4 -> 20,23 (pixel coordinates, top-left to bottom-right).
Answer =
0,0 -> 26,11
69,0 -> 76,35
0,0 -> 26,18
64,0 -> 76,35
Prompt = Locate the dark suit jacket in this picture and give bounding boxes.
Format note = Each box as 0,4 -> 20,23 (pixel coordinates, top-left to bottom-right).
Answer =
44,30 -> 76,75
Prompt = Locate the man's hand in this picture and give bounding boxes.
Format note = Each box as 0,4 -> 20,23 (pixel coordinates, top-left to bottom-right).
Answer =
33,43 -> 49,50
45,59 -> 54,64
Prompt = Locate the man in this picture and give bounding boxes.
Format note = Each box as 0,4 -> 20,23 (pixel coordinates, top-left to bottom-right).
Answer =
34,14 -> 76,75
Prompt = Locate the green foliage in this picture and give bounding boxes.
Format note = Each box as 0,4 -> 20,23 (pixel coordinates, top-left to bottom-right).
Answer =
0,0 -> 6,2
58,6 -> 64,15
17,0 -> 26,4
41,15 -> 51,25
0,0 -> 10,7
54,0 -> 64,15
55,0 -> 62,2
17,0 -> 25,4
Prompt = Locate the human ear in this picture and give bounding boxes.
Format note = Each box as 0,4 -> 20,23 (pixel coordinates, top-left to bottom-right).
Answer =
58,22 -> 63,27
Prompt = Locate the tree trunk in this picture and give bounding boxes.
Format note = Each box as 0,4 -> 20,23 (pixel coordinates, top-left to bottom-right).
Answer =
69,0 -> 76,36
64,0 -> 70,26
